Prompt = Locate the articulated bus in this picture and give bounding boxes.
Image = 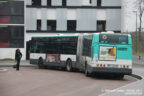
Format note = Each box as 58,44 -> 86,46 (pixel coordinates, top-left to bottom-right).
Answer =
29,33 -> 132,78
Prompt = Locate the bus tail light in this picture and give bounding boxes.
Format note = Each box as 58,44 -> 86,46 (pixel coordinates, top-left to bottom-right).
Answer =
123,65 -> 125,68
127,65 -> 129,69
97,64 -> 99,67
100,64 -> 102,67
103,64 -> 106,67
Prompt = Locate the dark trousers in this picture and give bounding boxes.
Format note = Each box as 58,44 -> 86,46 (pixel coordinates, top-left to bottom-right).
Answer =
16,59 -> 20,71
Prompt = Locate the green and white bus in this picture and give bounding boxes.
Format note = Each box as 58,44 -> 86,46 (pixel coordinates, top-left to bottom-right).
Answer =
29,33 -> 132,78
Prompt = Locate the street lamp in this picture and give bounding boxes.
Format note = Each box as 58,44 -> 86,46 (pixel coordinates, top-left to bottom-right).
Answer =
133,11 -> 138,53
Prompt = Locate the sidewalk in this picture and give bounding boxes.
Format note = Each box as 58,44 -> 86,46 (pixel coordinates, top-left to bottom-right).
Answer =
0,60 -> 35,67
133,55 -> 144,65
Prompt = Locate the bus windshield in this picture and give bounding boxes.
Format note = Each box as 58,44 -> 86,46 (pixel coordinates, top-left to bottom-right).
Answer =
99,34 -> 128,44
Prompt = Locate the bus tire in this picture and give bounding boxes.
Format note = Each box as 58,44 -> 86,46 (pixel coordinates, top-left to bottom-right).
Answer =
114,74 -> 124,79
85,64 -> 90,77
119,74 -> 124,79
38,58 -> 44,69
66,59 -> 72,72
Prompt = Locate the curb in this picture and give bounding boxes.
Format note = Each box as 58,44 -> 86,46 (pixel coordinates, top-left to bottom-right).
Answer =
0,65 -> 36,67
0,68 -> 8,72
130,74 -> 143,80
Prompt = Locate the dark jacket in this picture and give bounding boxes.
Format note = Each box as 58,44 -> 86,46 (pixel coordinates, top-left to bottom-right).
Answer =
15,50 -> 22,61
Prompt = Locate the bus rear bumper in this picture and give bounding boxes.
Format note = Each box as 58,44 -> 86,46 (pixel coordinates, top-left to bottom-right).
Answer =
88,67 -> 132,75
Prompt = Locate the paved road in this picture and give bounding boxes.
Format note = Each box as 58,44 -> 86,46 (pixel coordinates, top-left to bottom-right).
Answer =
0,67 -> 137,96
101,64 -> 144,96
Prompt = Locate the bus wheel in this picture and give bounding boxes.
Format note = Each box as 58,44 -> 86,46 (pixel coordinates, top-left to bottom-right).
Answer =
38,58 -> 44,69
66,60 -> 72,72
114,74 -> 124,79
118,74 -> 124,79
85,64 -> 90,77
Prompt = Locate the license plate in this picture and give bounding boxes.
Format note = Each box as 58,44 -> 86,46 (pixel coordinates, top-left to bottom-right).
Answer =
107,64 -> 118,68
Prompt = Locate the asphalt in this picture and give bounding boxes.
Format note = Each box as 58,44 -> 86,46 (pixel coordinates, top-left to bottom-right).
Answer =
0,56 -> 144,96
100,56 -> 144,96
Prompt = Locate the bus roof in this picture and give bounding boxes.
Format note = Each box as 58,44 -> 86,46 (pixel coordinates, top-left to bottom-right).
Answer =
32,35 -> 79,38
93,33 -> 131,36
32,33 -> 131,39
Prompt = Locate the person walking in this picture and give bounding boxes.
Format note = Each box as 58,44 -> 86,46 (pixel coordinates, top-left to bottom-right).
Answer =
15,49 -> 22,71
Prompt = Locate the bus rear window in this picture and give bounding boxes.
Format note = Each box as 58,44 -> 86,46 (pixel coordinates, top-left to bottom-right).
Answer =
99,34 -> 128,44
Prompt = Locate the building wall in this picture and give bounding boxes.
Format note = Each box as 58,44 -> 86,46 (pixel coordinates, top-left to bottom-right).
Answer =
0,48 -> 25,60
0,0 -> 122,60
0,0 -> 25,60
26,0 -> 122,33
41,8 -> 47,30
52,0 -> 62,6
26,0 -> 122,6
102,0 -> 121,6
56,9 -> 67,31
26,8 -> 121,32
77,9 -> 97,31
106,9 -> 121,31
67,0 -> 82,6
26,8 -> 37,30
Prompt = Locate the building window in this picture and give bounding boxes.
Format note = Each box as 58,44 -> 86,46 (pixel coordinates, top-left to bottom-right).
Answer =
0,0 -> 24,48
0,26 -> 24,48
97,21 -> 106,31
67,20 -> 76,31
0,0 -> 10,23
0,0 -> 24,24
47,20 -> 56,31
47,0 -> 51,6
97,0 -> 101,7
62,0 -> 66,6
37,20 -> 41,31
32,0 -> 41,6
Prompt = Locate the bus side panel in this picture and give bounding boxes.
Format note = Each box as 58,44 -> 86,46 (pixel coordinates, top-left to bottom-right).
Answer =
92,34 -> 99,59
30,53 -> 46,65
60,54 -> 77,67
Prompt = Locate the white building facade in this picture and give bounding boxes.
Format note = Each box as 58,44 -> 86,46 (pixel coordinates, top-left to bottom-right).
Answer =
25,0 -> 122,60
0,0 -> 124,60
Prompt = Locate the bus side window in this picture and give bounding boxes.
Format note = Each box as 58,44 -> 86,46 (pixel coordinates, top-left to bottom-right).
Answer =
91,46 -> 94,58
36,49 -> 40,53
82,35 -> 93,57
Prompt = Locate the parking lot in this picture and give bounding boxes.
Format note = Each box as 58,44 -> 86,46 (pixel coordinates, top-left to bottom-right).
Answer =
0,67 -> 137,96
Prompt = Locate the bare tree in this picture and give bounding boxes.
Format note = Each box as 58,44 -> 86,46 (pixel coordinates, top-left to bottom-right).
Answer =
135,0 -> 144,40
